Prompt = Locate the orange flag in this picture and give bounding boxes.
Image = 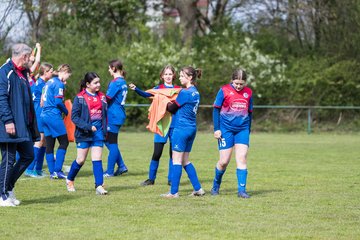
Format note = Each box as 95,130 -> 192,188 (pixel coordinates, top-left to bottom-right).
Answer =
64,99 -> 75,142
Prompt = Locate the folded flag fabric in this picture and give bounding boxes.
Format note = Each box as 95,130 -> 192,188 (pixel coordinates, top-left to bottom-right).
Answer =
145,88 -> 181,136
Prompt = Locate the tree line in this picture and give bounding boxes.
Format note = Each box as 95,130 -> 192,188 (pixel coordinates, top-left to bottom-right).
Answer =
1,0 -> 359,131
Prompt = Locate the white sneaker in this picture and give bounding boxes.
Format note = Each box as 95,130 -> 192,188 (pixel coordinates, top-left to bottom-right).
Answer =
8,191 -> 20,206
0,197 -> 16,207
66,179 -> 76,192
190,188 -> 205,196
160,192 -> 179,198
95,185 -> 108,195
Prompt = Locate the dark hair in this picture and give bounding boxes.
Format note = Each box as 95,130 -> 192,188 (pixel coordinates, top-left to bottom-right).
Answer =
160,65 -> 176,81
109,59 -> 126,78
79,72 -> 100,92
181,66 -> 202,85
38,62 -> 53,76
232,69 -> 247,81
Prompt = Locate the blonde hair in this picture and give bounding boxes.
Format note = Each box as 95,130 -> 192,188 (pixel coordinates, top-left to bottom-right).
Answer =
53,64 -> 72,75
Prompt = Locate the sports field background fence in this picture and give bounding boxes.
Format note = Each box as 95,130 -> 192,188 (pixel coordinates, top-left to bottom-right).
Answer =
125,104 -> 360,133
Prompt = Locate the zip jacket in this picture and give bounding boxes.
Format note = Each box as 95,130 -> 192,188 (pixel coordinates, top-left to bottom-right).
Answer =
0,59 -> 39,142
71,90 -> 107,142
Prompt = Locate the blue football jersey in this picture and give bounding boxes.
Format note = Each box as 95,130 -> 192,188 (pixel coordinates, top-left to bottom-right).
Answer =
31,77 -> 46,110
106,77 -> 127,125
41,76 -> 65,116
214,84 -> 253,131
172,86 -> 200,129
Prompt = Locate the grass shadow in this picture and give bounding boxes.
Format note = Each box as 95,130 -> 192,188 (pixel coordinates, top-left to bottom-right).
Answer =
219,188 -> 282,196
107,184 -> 142,192
21,194 -> 83,205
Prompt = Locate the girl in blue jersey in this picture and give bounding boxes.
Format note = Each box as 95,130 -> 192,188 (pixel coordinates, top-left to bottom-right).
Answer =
211,69 -> 253,198
129,65 -> 180,186
41,64 -> 72,179
103,59 -> 128,177
66,72 -> 108,195
161,66 -> 205,198
25,62 -> 54,177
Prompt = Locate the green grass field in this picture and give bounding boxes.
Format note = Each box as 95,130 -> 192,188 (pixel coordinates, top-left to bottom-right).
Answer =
1,132 -> 359,240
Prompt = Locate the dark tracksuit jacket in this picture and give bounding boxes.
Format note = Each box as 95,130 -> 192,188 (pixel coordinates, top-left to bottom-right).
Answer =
71,90 -> 108,143
0,59 -> 40,198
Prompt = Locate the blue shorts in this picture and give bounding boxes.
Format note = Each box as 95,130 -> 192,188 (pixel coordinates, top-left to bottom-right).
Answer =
41,114 -> 67,137
171,128 -> 196,152
218,128 -> 250,150
35,109 -> 44,133
76,141 -> 104,149
107,123 -> 121,133
154,128 -> 173,143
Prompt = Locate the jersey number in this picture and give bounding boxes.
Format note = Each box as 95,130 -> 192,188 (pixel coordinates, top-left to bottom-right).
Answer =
193,100 -> 199,114
121,90 -> 128,105
219,138 -> 226,148
42,85 -> 49,102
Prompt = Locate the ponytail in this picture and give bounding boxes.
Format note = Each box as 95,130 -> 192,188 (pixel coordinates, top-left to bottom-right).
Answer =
181,66 -> 202,85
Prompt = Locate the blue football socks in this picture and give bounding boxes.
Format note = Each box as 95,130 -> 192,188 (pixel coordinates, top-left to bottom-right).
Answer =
149,160 -> 159,181
105,143 -> 119,174
54,149 -> 67,172
67,160 -> 83,181
184,163 -> 201,191
236,168 -> 248,192
213,167 -> 226,189
170,164 -> 182,195
116,146 -> 126,170
92,160 -> 104,187
35,146 -> 46,171
45,153 -> 55,174
168,158 -> 173,182
27,146 -> 39,171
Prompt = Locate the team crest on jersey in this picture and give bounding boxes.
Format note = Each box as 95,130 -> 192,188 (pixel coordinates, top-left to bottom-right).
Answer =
243,92 -> 249,98
230,91 -> 234,95
59,88 -> 63,96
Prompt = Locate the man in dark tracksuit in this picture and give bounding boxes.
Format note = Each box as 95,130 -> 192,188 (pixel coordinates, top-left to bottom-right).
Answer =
0,43 -> 40,207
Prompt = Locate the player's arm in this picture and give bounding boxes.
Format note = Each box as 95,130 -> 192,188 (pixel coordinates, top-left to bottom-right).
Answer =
248,96 -> 253,132
166,101 -> 179,114
30,43 -> 41,73
213,88 -> 224,139
55,97 -> 68,116
129,83 -> 153,98
106,81 -> 120,103
54,84 -> 68,115
71,96 -> 92,131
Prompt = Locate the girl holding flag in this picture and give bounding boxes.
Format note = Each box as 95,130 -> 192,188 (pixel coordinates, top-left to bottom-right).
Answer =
129,65 -> 180,186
